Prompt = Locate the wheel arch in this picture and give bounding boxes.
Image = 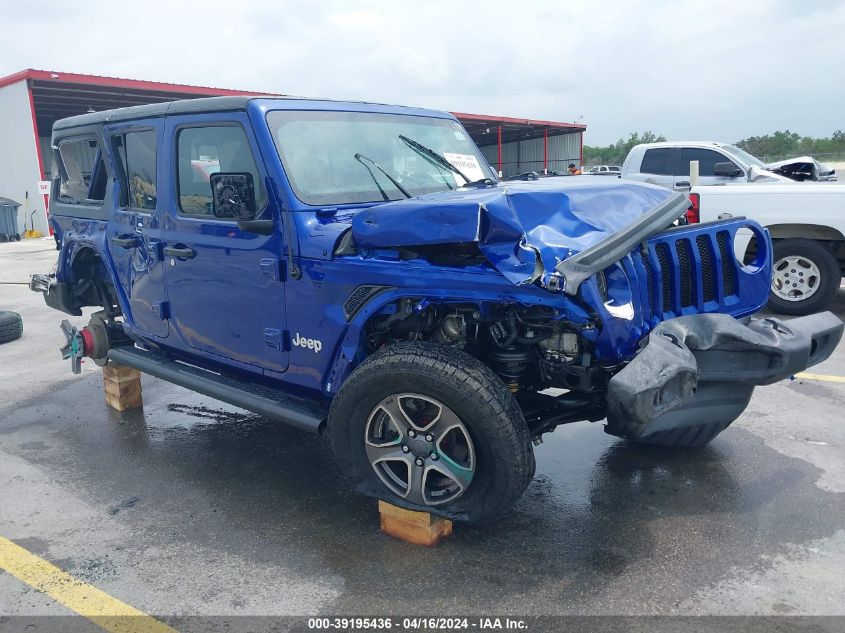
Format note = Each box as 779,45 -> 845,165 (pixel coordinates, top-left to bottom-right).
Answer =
742,224 -> 845,266
62,239 -> 131,318
325,289 -> 493,397
765,223 -> 845,242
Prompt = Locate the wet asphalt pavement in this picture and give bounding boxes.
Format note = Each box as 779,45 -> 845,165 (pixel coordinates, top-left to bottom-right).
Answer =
1,241 -> 845,626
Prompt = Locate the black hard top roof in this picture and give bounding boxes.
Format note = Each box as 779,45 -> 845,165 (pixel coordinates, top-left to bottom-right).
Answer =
53,96 -> 258,131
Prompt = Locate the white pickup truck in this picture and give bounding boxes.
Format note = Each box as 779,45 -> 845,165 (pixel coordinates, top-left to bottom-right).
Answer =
621,141 -> 836,191
688,183 -> 845,315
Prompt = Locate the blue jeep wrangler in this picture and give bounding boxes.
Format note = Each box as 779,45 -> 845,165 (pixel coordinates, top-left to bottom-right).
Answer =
31,97 -> 843,522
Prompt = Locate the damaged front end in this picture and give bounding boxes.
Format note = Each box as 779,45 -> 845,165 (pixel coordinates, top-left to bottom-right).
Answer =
765,156 -> 837,182
606,312 -> 843,442
351,178 -> 682,292
348,177 -> 843,442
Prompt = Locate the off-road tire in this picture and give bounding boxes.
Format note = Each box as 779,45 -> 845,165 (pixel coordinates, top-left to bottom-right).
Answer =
768,239 -> 840,315
615,418 -> 735,448
328,342 -> 535,523
0,311 -> 23,344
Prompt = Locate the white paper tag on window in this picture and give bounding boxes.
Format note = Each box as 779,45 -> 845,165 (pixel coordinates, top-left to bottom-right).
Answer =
443,153 -> 485,184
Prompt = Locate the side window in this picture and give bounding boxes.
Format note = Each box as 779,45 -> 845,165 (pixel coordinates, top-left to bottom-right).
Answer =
57,139 -> 103,203
112,130 -> 157,211
640,148 -> 674,175
679,148 -> 739,177
177,125 -> 266,217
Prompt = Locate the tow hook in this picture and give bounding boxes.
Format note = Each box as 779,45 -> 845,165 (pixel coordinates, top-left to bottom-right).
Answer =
60,320 -> 93,374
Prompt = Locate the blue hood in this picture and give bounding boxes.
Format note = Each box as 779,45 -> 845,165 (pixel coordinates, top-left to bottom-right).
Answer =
351,178 -> 679,286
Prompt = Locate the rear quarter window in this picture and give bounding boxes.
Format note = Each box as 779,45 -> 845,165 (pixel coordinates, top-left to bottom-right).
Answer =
56,138 -> 105,203
640,148 -> 674,175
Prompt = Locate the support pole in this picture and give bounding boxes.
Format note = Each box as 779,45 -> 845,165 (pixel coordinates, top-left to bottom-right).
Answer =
497,124 -> 503,177
579,131 -> 583,170
689,160 -> 700,187
543,127 -> 548,174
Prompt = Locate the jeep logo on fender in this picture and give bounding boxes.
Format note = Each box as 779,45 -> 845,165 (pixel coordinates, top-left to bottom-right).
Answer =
292,333 -> 322,354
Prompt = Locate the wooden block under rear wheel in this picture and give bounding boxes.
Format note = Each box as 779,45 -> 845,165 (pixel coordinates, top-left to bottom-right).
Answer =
378,500 -> 453,546
102,363 -> 142,412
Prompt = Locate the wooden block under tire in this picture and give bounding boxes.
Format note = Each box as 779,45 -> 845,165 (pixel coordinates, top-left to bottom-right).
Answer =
102,363 -> 142,411
378,500 -> 453,546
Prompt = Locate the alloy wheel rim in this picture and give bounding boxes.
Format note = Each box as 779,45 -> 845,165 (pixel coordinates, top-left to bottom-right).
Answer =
771,255 -> 821,302
364,393 -> 476,506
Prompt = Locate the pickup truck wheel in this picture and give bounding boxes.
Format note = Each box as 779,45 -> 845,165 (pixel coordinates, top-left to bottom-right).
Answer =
328,342 -> 535,523
769,239 -> 840,315
0,310 -> 23,344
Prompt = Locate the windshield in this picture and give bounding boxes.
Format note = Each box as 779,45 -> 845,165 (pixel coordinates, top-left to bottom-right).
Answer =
266,110 -> 496,206
723,144 -> 767,169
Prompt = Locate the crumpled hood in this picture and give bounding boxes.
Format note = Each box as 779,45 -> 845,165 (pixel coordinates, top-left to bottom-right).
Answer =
352,178 -> 678,286
765,156 -> 836,181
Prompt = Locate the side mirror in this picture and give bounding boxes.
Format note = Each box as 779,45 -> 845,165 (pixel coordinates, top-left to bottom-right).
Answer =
713,162 -> 743,178
210,173 -> 257,220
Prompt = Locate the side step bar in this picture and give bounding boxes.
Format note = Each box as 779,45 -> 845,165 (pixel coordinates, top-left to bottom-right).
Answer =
108,346 -> 327,433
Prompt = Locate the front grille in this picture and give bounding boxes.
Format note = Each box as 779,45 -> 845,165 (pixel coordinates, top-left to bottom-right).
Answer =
643,229 -> 739,316
639,249 -> 655,307
696,235 -> 716,303
716,231 -> 737,297
655,243 -> 673,312
675,239 -> 693,307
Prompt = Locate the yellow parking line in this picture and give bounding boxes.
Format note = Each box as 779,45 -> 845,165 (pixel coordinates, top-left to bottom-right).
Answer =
0,535 -> 176,633
795,372 -> 845,384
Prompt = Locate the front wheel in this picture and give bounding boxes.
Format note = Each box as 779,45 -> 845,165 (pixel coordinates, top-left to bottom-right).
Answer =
768,239 -> 840,315
328,342 -> 535,523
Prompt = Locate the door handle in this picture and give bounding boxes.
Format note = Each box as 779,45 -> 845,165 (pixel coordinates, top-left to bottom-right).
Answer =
718,212 -> 733,219
163,245 -> 196,259
111,235 -> 139,249
675,181 -> 691,188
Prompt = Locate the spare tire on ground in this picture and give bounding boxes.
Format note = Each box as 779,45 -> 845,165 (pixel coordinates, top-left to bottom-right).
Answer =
0,311 -> 23,344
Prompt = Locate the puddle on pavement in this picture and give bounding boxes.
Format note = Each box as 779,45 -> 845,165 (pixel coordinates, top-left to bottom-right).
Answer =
5,374 -> 844,614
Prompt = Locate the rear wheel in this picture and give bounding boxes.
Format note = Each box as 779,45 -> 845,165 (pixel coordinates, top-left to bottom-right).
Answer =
328,342 -> 535,523
768,239 -> 840,315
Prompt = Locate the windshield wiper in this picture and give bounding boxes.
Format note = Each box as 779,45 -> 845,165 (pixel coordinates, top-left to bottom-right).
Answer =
354,153 -> 411,199
398,134 -> 471,184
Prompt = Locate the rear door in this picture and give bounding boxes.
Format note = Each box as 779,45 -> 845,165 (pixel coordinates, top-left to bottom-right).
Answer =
161,113 -> 289,373
677,147 -> 745,190
637,147 -> 676,189
104,121 -> 169,338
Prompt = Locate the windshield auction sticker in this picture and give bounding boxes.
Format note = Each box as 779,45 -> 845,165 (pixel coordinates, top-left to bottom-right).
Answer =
443,153 -> 486,183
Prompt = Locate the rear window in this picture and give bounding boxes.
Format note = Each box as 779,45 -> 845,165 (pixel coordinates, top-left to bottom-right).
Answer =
113,131 -> 157,211
640,148 -> 674,175
56,138 -> 104,203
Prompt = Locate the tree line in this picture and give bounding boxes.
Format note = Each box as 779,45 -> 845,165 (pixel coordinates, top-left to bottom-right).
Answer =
583,130 -> 845,166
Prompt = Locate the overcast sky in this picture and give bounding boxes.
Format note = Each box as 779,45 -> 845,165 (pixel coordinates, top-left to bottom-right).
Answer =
2,0 -> 842,145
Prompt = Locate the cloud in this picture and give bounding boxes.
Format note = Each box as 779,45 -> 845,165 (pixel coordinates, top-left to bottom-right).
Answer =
1,0 -> 843,145
327,10 -> 386,30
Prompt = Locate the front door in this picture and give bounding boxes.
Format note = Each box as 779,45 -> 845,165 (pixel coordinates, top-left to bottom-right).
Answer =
161,114 -> 288,373
104,121 -> 169,338
676,147 -> 744,190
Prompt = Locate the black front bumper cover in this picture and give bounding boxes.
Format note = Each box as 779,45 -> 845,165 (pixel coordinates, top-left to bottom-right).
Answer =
606,312 -> 843,440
